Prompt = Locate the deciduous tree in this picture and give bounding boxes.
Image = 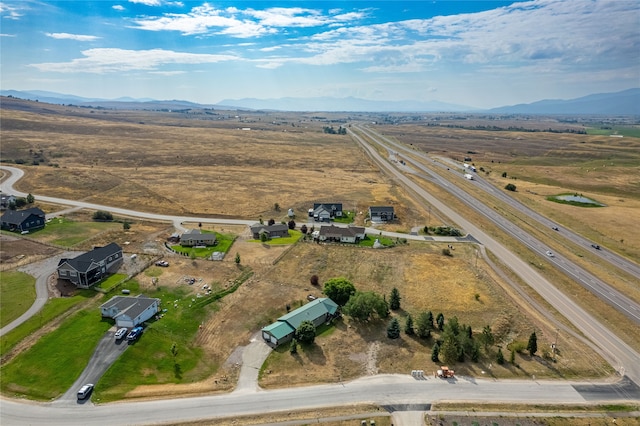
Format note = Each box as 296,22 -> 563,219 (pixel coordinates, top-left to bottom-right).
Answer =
323,277 -> 356,306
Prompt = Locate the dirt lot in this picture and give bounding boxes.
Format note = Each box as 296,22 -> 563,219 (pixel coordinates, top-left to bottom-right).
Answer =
0,234 -> 60,271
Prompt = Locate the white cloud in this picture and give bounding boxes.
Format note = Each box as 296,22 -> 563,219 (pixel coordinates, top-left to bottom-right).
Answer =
128,0 -> 162,6
130,4 -> 367,37
112,5 -> 125,12
45,32 -> 101,42
30,48 -> 239,73
0,3 -> 23,20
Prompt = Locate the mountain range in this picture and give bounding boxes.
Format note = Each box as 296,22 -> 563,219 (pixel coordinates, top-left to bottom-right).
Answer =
1,88 -> 638,115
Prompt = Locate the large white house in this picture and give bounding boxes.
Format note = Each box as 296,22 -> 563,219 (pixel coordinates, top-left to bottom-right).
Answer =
100,295 -> 161,328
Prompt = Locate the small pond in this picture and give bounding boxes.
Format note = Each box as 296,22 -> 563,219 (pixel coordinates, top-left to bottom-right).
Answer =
553,195 -> 605,206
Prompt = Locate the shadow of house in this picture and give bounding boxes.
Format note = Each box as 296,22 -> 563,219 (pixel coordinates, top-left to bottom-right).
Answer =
180,229 -> 217,247
57,242 -> 123,289
0,207 -> 45,232
261,298 -> 339,346
250,223 -> 289,240
100,295 -> 161,328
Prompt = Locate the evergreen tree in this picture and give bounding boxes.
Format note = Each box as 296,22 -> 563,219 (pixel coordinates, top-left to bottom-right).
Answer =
235,253 -> 241,264
496,348 -> 505,365
389,287 -> 401,310
527,331 -> 538,356
26,193 -> 35,204
387,317 -> 400,339
426,311 -> 434,330
510,349 -> 516,364
470,342 -> 481,362
404,314 -> 414,335
431,343 -> 440,363
440,329 -> 459,363
416,311 -> 432,339
290,338 -> 298,354
481,325 -> 494,350
436,312 -> 445,331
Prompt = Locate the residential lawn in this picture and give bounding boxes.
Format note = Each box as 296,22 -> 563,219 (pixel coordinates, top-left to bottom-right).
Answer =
26,217 -> 120,247
171,232 -> 236,258
0,309 -> 112,400
94,286 -> 219,402
332,211 -> 355,224
0,271 -> 36,328
0,290 -> 96,356
357,235 -> 395,247
95,273 -> 128,292
249,229 -> 303,245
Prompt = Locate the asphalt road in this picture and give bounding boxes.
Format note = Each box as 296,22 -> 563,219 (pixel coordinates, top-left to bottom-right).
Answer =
2,375 -> 633,426
348,126 -> 640,386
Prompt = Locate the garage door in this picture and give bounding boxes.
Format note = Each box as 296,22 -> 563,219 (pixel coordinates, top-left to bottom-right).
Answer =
116,318 -> 134,328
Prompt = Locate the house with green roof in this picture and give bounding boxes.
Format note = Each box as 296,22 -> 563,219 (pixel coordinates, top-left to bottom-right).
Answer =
261,298 -> 339,346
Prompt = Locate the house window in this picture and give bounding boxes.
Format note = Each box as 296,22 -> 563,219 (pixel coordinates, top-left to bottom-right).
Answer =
70,271 -> 77,276
108,256 -> 112,261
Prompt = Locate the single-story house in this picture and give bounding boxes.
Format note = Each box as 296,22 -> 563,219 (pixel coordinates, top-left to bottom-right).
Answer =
100,295 -> 161,328
0,194 -> 16,210
180,229 -> 217,247
310,203 -> 343,222
369,206 -> 395,223
250,223 -> 289,239
317,225 -> 366,243
0,207 -> 46,232
57,242 -> 123,288
261,298 -> 339,346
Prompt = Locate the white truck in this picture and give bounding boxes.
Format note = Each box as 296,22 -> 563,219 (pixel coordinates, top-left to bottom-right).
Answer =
464,173 -> 474,180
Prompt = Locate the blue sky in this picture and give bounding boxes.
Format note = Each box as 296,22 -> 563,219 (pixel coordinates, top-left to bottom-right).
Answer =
1,0 -> 638,108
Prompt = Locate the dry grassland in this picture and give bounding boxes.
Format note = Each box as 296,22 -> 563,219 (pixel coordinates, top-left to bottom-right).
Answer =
378,123 -> 640,260
0,100 -> 626,400
1,102 -> 420,222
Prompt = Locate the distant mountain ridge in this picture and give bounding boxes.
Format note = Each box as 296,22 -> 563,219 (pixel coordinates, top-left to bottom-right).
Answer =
2,88 -> 638,114
489,88 -> 640,115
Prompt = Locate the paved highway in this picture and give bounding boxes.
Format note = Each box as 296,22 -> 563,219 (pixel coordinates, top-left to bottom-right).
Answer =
353,125 -> 640,325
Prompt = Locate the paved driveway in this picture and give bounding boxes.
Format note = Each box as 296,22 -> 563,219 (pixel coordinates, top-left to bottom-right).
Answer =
55,328 -> 130,405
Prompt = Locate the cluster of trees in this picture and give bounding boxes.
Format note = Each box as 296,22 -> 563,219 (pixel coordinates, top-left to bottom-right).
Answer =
92,210 -> 114,221
302,276 -> 541,367
424,226 -> 462,236
505,183 -> 517,192
323,126 -> 347,135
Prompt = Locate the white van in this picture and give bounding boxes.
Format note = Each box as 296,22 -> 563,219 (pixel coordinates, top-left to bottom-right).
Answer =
77,384 -> 94,400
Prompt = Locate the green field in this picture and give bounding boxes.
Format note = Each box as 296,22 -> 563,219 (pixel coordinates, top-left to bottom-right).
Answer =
0,309 -> 112,400
0,290 -> 96,357
249,229 -> 303,245
585,127 -> 640,138
0,271 -> 36,328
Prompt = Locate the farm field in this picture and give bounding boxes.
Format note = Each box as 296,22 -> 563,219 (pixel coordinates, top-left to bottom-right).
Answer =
0,98 -> 635,406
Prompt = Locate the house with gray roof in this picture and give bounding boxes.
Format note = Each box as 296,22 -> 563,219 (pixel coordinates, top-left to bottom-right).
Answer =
1,207 -> 45,232
100,295 -> 161,328
261,298 -> 339,346
310,203 -> 343,222
57,242 -> 123,288
369,206 -> 395,223
180,229 -> 217,247
317,225 -> 365,244
250,223 -> 289,240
